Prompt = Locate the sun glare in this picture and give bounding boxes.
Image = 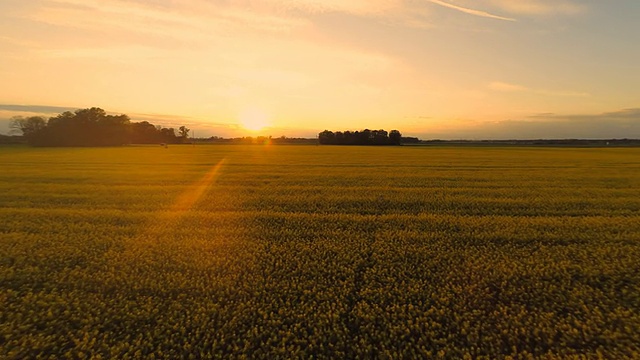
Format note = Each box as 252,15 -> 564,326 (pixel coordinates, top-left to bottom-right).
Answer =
239,109 -> 271,132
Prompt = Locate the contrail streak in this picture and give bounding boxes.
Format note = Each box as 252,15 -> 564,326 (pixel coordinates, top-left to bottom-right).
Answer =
427,0 -> 516,21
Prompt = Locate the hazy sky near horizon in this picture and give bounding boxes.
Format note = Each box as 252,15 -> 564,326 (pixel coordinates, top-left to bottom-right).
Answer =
1,0 -> 639,139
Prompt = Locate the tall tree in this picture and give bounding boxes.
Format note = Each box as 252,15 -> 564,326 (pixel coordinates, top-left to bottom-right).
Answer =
130,121 -> 161,144
319,130 -> 336,145
9,116 -> 47,143
178,126 -> 190,139
159,127 -> 178,143
389,130 -> 402,145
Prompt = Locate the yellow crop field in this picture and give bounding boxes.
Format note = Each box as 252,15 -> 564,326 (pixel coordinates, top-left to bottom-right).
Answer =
1,145 -> 639,358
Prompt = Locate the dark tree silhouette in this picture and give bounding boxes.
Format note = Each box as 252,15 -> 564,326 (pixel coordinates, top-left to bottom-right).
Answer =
38,108 -> 130,146
159,128 -> 178,143
9,116 -> 47,142
389,130 -> 402,145
318,129 -> 402,145
319,130 -> 336,144
178,126 -> 190,139
10,107 -> 188,147
130,121 -> 161,144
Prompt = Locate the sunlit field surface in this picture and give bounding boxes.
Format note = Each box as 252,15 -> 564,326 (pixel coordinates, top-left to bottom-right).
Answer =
1,145 -> 639,358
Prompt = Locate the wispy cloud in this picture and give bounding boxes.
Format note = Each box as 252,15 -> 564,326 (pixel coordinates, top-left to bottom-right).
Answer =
127,112 -> 233,130
414,109 -> 640,140
486,0 -> 585,16
488,82 -> 527,92
271,0 -> 403,15
427,0 -> 516,21
561,108 -> 640,121
525,109 -> 640,123
489,81 -> 590,97
0,104 -> 78,113
20,0 -> 314,51
0,35 -> 40,48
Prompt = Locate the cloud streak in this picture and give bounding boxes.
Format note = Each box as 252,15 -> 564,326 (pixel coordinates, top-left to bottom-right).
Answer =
427,0 -> 516,21
0,104 -> 79,113
271,0 -> 402,15
414,108 -> 640,140
489,82 -> 590,97
486,0 -> 585,16
488,82 -> 528,92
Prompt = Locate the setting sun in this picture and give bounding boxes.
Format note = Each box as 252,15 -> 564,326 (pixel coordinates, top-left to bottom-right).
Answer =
239,108 -> 271,132
0,1 -> 639,140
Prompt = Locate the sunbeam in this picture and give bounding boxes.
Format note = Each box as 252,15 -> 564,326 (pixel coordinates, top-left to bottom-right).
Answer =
141,157 -> 228,242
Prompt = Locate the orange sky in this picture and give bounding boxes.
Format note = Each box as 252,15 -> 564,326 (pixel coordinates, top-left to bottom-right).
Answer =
1,0 -> 639,139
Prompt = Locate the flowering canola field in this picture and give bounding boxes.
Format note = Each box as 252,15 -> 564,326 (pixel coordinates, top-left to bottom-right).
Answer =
1,145 -> 639,358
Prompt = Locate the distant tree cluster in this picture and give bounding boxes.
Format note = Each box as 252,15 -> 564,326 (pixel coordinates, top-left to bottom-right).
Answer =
400,136 -> 421,144
129,122 -> 190,145
318,129 -> 402,145
201,136 -> 317,145
10,108 -> 190,146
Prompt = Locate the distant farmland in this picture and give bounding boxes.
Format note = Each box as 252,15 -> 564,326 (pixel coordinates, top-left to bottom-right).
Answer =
1,145 -> 639,358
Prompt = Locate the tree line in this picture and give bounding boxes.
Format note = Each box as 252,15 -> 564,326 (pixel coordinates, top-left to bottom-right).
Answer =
318,129 -> 402,145
204,136 -> 317,145
10,108 -> 190,146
